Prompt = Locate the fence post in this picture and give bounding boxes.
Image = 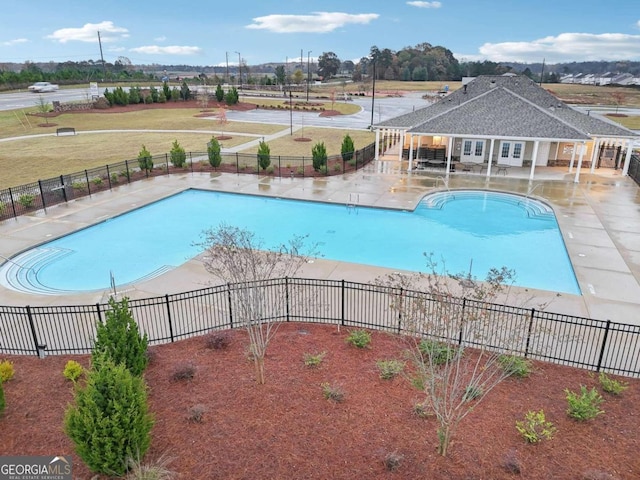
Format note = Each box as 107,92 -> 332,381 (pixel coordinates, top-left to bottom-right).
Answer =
341,279 -> 345,326
9,187 -> 17,218
106,165 -> 112,190
235,153 -> 239,174
85,170 -> 91,196
227,283 -> 234,329
278,156 -> 281,177
125,160 -> 131,183
458,298 -> 466,345
397,287 -> 403,334
164,294 -> 175,342
189,152 -> 193,173
165,154 -> 169,176
25,305 -> 41,356
96,303 -> 103,324
285,277 -> 290,322
596,320 -> 612,372
59,175 -> 68,202
37,180 -> 47,210
524,308 -> 535,357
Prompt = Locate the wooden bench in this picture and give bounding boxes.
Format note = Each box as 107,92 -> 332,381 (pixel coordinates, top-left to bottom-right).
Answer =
56,127 -> 76,136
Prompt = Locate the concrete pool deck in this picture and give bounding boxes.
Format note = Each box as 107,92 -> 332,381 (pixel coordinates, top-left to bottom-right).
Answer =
0,163 -> 639,327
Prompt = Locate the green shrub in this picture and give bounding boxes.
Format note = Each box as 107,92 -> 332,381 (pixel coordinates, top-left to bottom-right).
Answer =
341,134 -> 355,161
346,329 -> 371,349
215,84 -> 224,102
565,385 -> 604,421
224,87 -> 239,105
64,356 -> 153,476
265,165 -> 275,174
0,360 -> 15,382
92,297 -> 149,377
63,360 -> 84,383
296,166 -> 304,175
0,201 -> 6,215
333,163 -> 342,172
169,140 -> 187,168
303,351 -> 326,368
376,359 -> 404,380
110,173 -> 118,184
321,382 -> 345,402
137,145 -> 153,173
418,339 -> 456,365
257,140 -> 271,170
312,141 -> 328,171
207,137 -> 222,169
18,194 -> 35,208
91,177 -> 103,186
498,355 -> 532,378
516,410 -> 557,443
72,181 -> 85,190
170,87 -> 180,102
598,372 -> 629,395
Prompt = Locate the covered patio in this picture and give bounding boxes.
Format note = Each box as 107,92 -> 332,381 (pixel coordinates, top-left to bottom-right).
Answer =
373,75 -> 639,183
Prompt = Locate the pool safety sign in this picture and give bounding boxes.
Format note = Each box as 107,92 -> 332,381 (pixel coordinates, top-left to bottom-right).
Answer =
0,456 -> 72,480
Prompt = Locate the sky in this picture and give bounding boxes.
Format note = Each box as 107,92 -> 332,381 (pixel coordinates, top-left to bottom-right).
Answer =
2,0 -> 640,68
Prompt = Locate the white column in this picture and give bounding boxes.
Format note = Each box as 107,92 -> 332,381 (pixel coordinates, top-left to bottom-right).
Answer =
529,140 -> 539,181
374,129 -> 380,161
622,139 -> 633,176
590,138 -> 600,173
569,142 -> 577,172
486,138 -> 495,178
573,142 -> 586,183
446,136 -> 453,179
408,134 -> 414,171
398,130 -> 403,161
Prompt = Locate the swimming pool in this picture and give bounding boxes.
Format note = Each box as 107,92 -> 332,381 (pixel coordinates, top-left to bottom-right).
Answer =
0,189 -> 581,295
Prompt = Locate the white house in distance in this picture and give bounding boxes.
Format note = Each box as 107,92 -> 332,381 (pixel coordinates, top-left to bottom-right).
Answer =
374,75 -> 639,183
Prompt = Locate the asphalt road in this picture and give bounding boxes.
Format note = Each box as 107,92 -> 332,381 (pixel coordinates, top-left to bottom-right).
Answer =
0,87 -> 95,111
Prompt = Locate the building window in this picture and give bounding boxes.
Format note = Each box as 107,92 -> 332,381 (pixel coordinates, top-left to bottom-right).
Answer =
501,142 -> 511,158
474,141 -> 483,156
513,143 -> 522,159
463,140 -> 472,156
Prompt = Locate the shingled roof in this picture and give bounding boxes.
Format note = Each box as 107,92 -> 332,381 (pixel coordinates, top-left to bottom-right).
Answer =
376,75 -> 638,141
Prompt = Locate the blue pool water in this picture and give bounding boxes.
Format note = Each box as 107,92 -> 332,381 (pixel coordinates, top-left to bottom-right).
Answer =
0,189 -> 581,295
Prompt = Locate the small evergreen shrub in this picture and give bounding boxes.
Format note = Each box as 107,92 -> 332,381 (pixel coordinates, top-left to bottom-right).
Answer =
498,354 -> 532,378
137,145 -> 153,173
311,141 -> 328,171
92,297 -> 149,377
346,329 -> 371,349
0,360 -> 15,382
598,372 -> 629,395
565,385 -> 604,421
376,359 -> 404,380
207,137 -> 222,169
63,360 -> 84,383
110,173 -> 118,184
341,134 -> 355,161
18,194 -> 35,208
515,410 -> 557,443
321,382 -> 345,402
257,140 -> 271,171
64,356 -> 153,476
91,177 -> 103,186
303,351 -> 326,368
169,140 -> 187,168
215,84 -> 224,102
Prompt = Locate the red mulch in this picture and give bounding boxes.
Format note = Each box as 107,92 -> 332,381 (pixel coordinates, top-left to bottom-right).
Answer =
1,323 -> 638,479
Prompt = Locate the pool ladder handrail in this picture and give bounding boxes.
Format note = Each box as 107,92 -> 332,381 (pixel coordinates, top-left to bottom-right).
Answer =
525,183 -> 543,199
436,176 -> 453,196
346,193 -> 359,213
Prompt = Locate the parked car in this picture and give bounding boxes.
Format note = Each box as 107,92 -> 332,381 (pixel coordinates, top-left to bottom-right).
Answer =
28,82 -> 59,93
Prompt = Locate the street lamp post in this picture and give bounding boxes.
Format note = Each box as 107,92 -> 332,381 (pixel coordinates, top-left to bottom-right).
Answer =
225,52 -> 229,85
235,51 -> 242,90
306,50 -> 312,102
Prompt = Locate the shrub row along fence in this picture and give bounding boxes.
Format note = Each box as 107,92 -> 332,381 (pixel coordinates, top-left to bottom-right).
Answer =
1,277 -> 638,377
0,143 -> 376,222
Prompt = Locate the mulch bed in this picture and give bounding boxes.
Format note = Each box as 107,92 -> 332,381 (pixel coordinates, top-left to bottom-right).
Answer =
1,323 -> 638,479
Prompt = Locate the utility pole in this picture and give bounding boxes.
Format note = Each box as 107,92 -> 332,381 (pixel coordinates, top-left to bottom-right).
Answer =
235,51 -> 242,90
307,50 -> 312,102
370,61 -> 376,129
225,52 -> 229,84
97,31 -> 106,80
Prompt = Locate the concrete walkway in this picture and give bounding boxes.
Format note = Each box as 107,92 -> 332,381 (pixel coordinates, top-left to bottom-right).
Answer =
0,163 -> 639,328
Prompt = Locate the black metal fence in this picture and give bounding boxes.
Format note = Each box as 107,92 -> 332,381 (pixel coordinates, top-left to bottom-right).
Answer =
628,153 -> 640,188
1,277 -> 639,377
0,143 -> 376,222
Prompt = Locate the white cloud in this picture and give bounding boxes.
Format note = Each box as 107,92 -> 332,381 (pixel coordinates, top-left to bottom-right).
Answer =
477,33 -> 640,63
246,12 -> 379,33
46,21 -> 129,43
154,36 -> 167,42
107,46 -> 126,53
407,1 -> 442,8
129,45 -> 202,55
2,38 -> 28,46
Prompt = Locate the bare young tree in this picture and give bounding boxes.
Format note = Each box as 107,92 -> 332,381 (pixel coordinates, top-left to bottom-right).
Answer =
382,255 -> 552,457
197,224 -> 315,384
